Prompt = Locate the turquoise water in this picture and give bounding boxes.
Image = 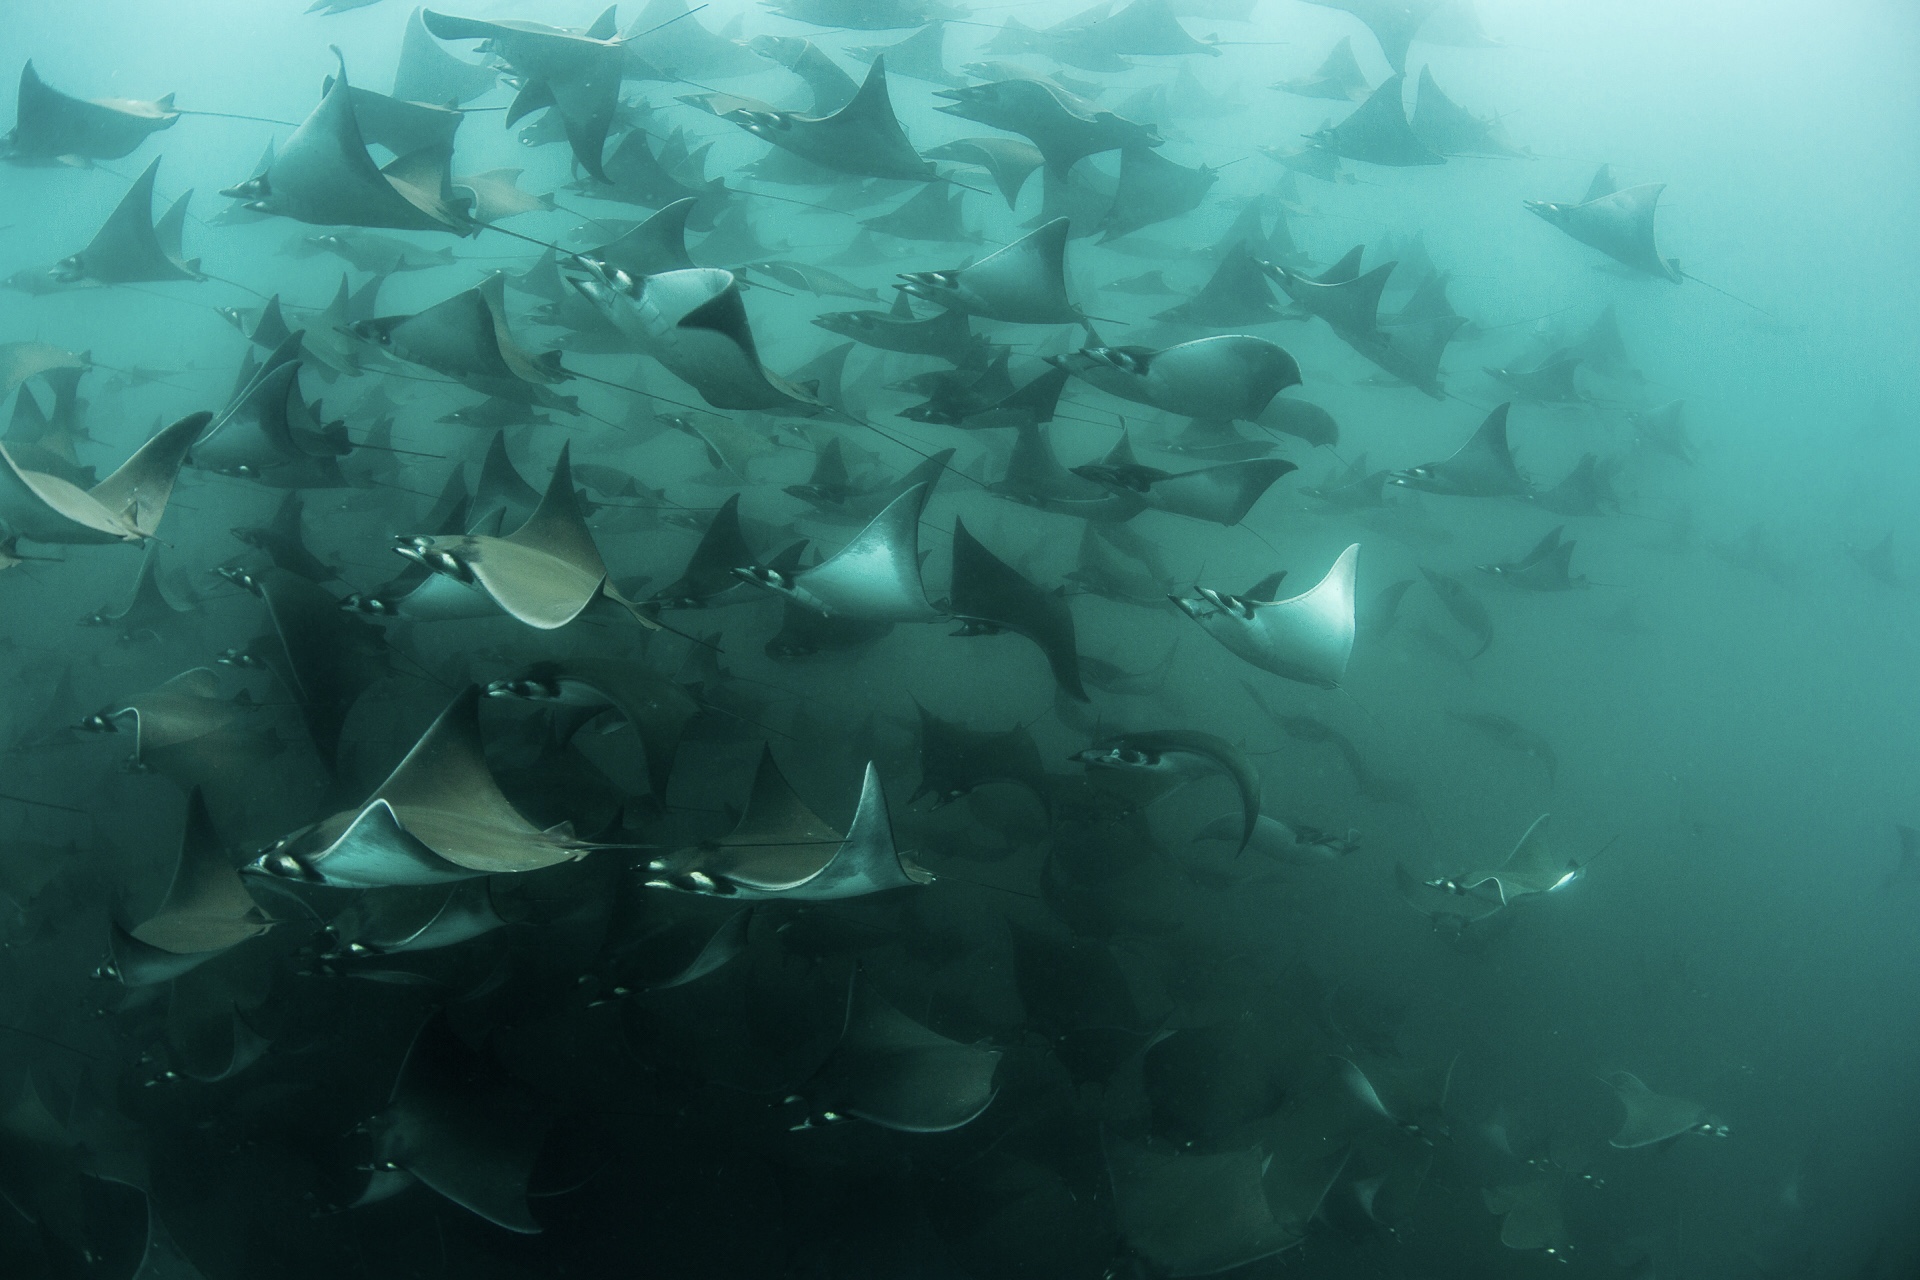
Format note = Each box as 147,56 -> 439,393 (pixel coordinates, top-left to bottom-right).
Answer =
0,1 -> 1915,1276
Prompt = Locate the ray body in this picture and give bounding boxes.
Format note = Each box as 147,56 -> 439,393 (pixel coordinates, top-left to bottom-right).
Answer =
1483,1171 -> 1567,1251
809,973 -> 1000,1131
487,656 -> 697,801
1075,729 -> 1261,853
1448,709 -> 1557,782
813,293 -> 990,364
569,263 -> 820,412
1530,454 -> 1618,517
1632,399 -> 1695,463
1389,403 -> 1530,497
912,703 -> 1053,807
1526,182 -> 1683,281
1412,66 -> 1527,157
1173,544 -> 1359,686
241,568 -> 390,768
222,54 -> 472,233
248,686 -> 599,888
1108,1134 -> 1303,1276
1054,335 -> 1302,422
1273,36 -> 1371,101
111,789 -> 269,986
933,78 -> 1160,174
949,515 -> 1089,700
423,9 -> 626,182
1299,0 -> 1439,71
0,412 -> 203,545
924,136 -> 1045,208
397,443 -> 650,631
395,5 -> 498,105
737,481 -> 940,622
358,275 -> 564,403
721,57 -> 931,181
1419,568 -> 1492,656
1606,1072 -> 1727,1148
1313,75 -> 1444,167
898,218 -> 1082,324
1432,814 -> 1580,906
1478,526 -> 1588,591
369,1014 -> 548,1232
5,61 -> 178,162
1195,813 -> 1358,864
82,545 -> 185,638
1073,456 -> 1298,527
650,748 -> 925,900
1101,144 -> 1218,241
194,344 -> 352,487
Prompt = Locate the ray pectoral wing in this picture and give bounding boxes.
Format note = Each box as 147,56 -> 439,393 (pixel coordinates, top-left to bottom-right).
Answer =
760,482 -> 939,622
1180,544 -> 1359,687
289,799 -> 483,888
786,764 -> 929,899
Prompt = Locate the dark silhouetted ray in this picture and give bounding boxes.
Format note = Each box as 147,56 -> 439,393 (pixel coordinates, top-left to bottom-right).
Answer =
814,291 -> 990,364
358,275 -> 565,403
1526,180 -> 1682,281
34,157 -> 201,287
950,515 -> 1089,700
487,656 -> 698,801
721,56 -> 931,181
1530,453 -> 1618,517
1417,567 -> 1491,656
1272,37 -> 1371,101
1108,1133 -> 1303,1275
1101,144 -> 1218,240
1390,403 -> 1529,497
808,972 -> 1001,1131
1073,456 -> 1297,526
243,568 -> 390,768
367,1013 -> 548,1231
109,788 -> 269,986
424,9 -> 626,182
899,217 -> 1082,324
394,5 -> 498,105
933,78 -> 1160,174
1448,709 -> 1557,783
5,61 -> 178,162
1478,526 -> 1588,591
1412,66 -> 1527,157
1312,74 -> 1443,166
861,181 -> 974,242
570,263 -> 821,412
222,53 -> 472,232
1075,729 -> 1260,852
749,35 -> 860,113
1300,0 -> 1440,71
81,545 -> 185,638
